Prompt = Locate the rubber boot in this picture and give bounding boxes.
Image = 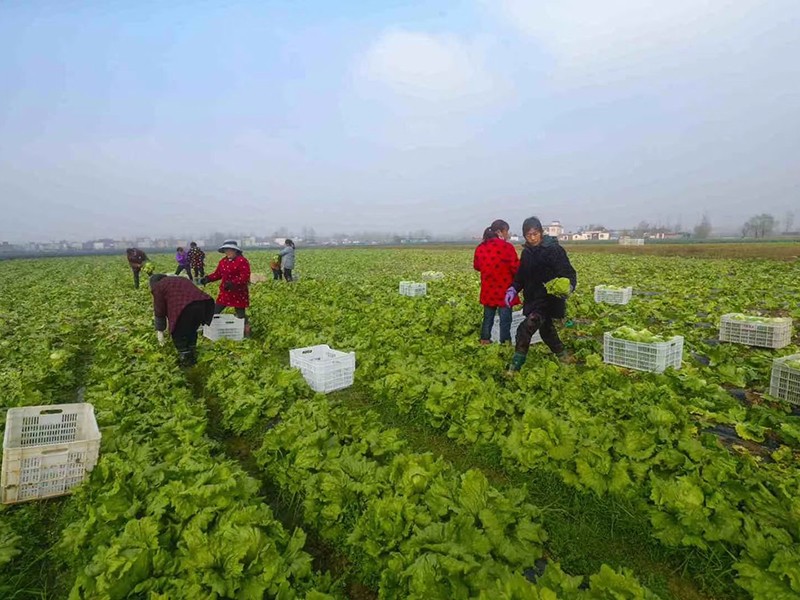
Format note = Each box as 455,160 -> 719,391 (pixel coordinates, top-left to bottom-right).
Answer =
178,350 -> 196,368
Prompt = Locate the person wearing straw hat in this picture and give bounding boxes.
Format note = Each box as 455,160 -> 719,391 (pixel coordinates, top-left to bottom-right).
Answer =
149,273 -> 215,366
199,240 -> 252,336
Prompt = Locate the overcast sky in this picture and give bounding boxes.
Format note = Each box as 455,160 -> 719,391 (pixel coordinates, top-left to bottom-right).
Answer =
1,0 -> 798,242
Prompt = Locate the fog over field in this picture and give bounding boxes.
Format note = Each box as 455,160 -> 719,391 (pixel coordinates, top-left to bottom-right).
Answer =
1,1 -> 798,242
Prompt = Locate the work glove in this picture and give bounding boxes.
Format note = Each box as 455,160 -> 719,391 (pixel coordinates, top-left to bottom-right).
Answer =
156,331 -> 166,346
504,286 -> 518,307
198,276 -> 210,285
223,281 -> 234,291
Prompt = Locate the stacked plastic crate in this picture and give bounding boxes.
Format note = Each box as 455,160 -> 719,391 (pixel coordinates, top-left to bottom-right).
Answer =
718,314 -> 792,349
603,328 -> 683,373
203,314 -> 246,341
594,285 -> 633,305
289,344 -> 356,393
399,281 -> 427,297
2,403 -> 101,504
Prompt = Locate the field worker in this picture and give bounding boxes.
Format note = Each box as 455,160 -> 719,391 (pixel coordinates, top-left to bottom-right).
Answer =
149,274 -> 215,367
187,241 -> 206,283
269,253 -> 283,280
126,247 -> 149,289
278,239 -> 296,282
199,239 -> 252,336
473,219 -> 520,344
505,216 -> 577,372
174,247 -> 191,278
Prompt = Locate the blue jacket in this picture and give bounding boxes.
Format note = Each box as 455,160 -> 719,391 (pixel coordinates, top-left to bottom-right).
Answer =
279,246 -> 295,269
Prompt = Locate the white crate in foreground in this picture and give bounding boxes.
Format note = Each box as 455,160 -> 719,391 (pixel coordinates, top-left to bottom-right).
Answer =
203,314 -> 245,341
769,355 -> 800,405
290,344 -> 356,393
603,333 -> 683,373
399,281 -> 427,297
490,311 -> 542,344
594,285 -> 633,305
719,314 -> 792,349
2,403 -> 101,504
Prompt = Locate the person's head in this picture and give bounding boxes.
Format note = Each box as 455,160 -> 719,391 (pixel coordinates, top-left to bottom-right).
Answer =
176,246 -> 183,253
126,248 -> 135,256
148,273 -> 167,292
218,239 -> 242,258
482,219 -> 511,241
285,239 -> 295,248
190,241 -> 197,248
522,216 -> 544,246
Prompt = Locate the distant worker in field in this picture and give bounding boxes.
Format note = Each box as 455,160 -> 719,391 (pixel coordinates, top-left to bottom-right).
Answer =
126,247 -> 149,289
505,216 -> 577,372
269,252 -> 283,280
199,240 -> 252,336
187,241 -> 206,283
149,274 -> 215,367
278,239 -> 296,282
473,219 -> 520,344
174,247 -> 191,278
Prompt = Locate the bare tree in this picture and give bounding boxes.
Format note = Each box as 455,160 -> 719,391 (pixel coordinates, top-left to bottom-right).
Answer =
693,213 -> 712,239
741,214 -> 776,239
784,211 -> 795,233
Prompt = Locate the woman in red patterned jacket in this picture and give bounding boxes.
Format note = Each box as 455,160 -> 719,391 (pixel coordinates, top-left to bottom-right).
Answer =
473,219 -> 520,344
199,240 -> 251,335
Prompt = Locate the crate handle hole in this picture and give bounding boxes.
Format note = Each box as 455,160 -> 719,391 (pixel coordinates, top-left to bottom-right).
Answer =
40,447 -> 70,455
39,409 -> 64,415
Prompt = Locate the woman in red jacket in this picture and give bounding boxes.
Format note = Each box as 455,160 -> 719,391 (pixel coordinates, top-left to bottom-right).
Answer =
473,219 -> 520,344
199,240 -> 251,335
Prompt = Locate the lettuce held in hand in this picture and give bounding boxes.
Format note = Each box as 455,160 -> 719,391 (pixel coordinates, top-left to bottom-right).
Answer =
545,277 -> 572,298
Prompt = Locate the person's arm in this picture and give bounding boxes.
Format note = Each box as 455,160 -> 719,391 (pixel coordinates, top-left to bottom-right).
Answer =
152,286 -> 167,331
205,261 -> 222,282
554,247 -> 577,291
472,247 -> 481,272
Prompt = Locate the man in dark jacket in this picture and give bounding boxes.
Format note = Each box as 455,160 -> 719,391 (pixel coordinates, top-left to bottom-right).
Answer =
126,247 -> 148,289
505,216 -> 577,372
149,274 -> 215,366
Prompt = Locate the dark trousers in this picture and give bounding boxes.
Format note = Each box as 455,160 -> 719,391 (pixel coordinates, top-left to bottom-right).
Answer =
283,268 -> 293,282
272,268 -> 283,280
192,265 -> 205,279
172,301 -> 210,353
481,306 -> 512,342
515,312 -> 563,355
214,303 -> 246,319
175,265 -> 191,277
132,269 -> 140,289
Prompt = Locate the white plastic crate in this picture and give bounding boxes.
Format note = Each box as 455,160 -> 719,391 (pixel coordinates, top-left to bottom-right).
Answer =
769,354 -> 800,405
289,344 -> 356,393
2,403 -> 101,504
203,314 -> 245,341
399,281 -> 427,297
422,271 -> 444,281
594,285 -> 633,305
603,333 -> 683,373
490,311 -> 542,344
718,314 -> 792,349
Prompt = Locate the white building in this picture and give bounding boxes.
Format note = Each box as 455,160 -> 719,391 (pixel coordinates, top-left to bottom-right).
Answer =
545,220 -> 564,237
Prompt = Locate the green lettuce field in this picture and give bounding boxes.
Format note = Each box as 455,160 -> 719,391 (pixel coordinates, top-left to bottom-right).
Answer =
1,247 -> 799,600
